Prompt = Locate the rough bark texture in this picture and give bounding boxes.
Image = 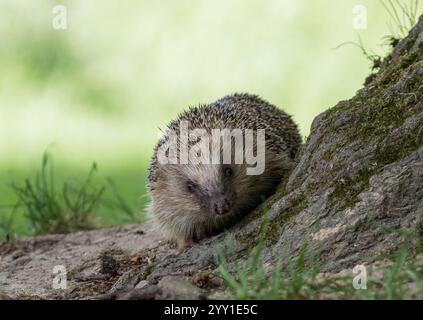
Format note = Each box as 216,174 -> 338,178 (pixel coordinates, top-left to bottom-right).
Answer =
1,16 -> 423,300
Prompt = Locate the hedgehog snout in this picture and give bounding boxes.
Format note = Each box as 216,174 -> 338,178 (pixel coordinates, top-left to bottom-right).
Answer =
212,196 -> 231,215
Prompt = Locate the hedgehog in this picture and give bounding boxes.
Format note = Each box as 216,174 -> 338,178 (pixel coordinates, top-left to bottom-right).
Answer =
147,93 -> 301,252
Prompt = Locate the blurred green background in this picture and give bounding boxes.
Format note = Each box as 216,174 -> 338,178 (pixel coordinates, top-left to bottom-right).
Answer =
0,0 -> 420,237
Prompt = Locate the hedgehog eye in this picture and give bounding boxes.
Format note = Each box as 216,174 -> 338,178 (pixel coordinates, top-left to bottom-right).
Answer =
224,167 -> 233,178
186,181 -> 196,193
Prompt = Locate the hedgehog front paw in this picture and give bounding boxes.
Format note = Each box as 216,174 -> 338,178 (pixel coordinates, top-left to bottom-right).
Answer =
176,239 -> 193,254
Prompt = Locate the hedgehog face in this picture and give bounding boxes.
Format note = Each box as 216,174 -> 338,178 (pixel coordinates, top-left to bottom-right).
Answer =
184,164 -> 237,216
158,163 -> 238,218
